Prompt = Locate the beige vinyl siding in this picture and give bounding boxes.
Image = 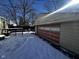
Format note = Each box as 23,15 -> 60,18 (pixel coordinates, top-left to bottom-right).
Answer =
34,13 -> 79,25
60,21 -> 79,54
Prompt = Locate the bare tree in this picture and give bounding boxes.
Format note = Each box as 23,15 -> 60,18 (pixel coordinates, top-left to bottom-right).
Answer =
8,0 -> 18,24
0,1 -> 17,24
0,0 -> 39,26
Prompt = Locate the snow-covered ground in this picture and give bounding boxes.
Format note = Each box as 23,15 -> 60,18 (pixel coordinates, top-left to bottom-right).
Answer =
0,32 -> 70,59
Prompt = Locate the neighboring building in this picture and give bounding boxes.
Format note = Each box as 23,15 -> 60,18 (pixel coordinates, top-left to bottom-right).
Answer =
0,16 -> 8,34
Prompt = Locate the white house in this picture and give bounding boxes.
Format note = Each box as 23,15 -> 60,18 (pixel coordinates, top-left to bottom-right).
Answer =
0,16 -> 8,34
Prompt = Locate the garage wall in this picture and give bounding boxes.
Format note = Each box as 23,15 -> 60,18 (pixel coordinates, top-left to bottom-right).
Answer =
60,21 -> 79,54
36,24 -> 60,45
